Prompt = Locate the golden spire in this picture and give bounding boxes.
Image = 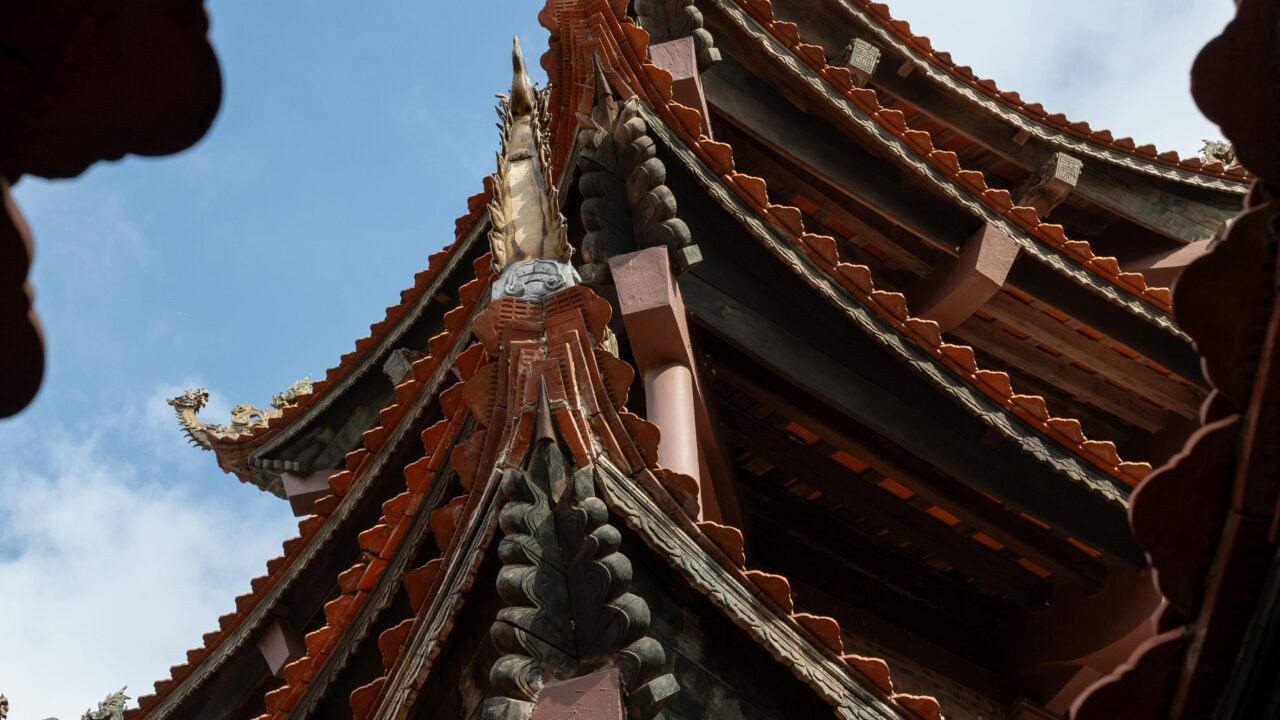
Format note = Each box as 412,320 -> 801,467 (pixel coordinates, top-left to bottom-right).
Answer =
487,37 -> 571,280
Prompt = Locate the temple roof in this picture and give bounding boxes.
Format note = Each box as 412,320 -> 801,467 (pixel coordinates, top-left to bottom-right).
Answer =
140,1 -> 1247,717
830,0 -> 1250,189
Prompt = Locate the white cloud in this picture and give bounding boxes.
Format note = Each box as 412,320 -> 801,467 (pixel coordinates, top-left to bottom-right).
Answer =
0,406 -> 296,719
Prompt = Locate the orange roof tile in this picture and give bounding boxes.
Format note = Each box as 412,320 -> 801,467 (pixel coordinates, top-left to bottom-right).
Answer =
583,13 -> 1148,491
202,181 -> 494,478
726,0 -> 1179,315
128,259 -> 494,719
847,1 -> 1251,187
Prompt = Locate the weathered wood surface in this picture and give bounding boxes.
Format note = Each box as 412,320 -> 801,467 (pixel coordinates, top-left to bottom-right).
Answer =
981,292 -> 1202,418
679,266 -> 1139,563
718,401 -> 1053,606
707,344 -> 1109,592
951,317 -> 1168,432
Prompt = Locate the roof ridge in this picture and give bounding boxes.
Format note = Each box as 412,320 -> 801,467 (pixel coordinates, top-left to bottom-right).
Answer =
259,385 -> 474,717
853,0 -> 1251,184
204,179 -> 493,458
730,0 -> 1177,313
128,258 -> 494,719
592,1 -> 1151,487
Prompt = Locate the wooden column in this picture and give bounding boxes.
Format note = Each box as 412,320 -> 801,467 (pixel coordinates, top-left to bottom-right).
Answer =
609,247 -> 741,524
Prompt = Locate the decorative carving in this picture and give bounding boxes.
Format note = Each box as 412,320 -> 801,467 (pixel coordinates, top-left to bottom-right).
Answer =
634,0 -> 721,69
382,348 -> 426,384
487,431 -> 675,719
0,694 -> 7,720
166,377 -> 312,449
270,376 -> 313,409
1013,152 -> 1083,217
488,38 -> 574,300
1199,139 -> 1237,168
80,689 -> 129,720
834,38 -> 880,87
577,61 -> 698,283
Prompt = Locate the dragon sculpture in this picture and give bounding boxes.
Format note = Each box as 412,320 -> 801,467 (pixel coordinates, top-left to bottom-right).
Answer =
0,687 -> 128,720
166,377 -> 312,450
79,689 -> 128,720
1200,138 -> 1238,167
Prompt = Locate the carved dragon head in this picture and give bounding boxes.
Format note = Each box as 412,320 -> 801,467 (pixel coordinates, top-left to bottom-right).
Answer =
167,387 -> 209,411
1200,139 -> 1237,166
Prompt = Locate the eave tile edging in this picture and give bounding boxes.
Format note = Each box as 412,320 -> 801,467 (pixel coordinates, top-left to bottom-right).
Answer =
841,0 -> 1250,190
128,257 -> 495,719
570,5 -> 1148,493
716,0 -> 1182,323
204,179 -> 494,471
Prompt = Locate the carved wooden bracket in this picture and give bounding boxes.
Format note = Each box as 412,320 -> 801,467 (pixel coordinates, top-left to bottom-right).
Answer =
1014,152 -> 1083,217
912,222 -> 1020,332
834,38 -> 881,87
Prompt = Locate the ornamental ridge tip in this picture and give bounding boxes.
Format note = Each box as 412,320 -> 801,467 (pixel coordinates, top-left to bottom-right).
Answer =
487,35 -> 576,298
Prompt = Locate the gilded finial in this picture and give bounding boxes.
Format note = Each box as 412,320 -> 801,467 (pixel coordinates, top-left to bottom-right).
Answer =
487,36 -> 576,298
510,36 -> 536,118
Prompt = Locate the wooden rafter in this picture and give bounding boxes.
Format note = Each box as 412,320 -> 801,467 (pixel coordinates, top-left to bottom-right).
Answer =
981,292 -> 1203,417
706,347 -> 1109,593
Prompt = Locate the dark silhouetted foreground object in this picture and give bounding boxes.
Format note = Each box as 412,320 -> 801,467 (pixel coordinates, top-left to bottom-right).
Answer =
0,0 -> 222,417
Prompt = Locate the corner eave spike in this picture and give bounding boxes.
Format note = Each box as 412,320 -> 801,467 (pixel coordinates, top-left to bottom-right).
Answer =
591,52 -> 615,104
510,36 -> 535,118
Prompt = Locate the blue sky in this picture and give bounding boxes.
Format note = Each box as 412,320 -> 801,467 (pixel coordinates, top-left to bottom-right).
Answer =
0,1 -> 1232,717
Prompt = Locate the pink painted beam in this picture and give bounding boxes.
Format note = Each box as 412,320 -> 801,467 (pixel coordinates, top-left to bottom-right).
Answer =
256,617 -> 306,678
531,668 -> 625,720
281,469 -> 339,517
609,247 -> 742,525
645,363 -> 700,483
913,222 -> 1020,332
648,37 -> 712,139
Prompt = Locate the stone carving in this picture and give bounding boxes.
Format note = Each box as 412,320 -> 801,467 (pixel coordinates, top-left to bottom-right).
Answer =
80,689 -> 129,720
834,38 -> 880,87
577,61 -> 699,283
635,0 -> 721,70
1199,139 -> 1237,168
166,376 -> 313,449
0,694 -> 8,720
488,38 -> 575,300
270,376 -> 313,410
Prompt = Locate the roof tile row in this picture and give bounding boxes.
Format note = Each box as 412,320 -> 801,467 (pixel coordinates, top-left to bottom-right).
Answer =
206,180 -> 493,458
853,0 -> 1250,182
583,2 -> 1150,487
734,0 -> 1176,312
129,257 -> 494,719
